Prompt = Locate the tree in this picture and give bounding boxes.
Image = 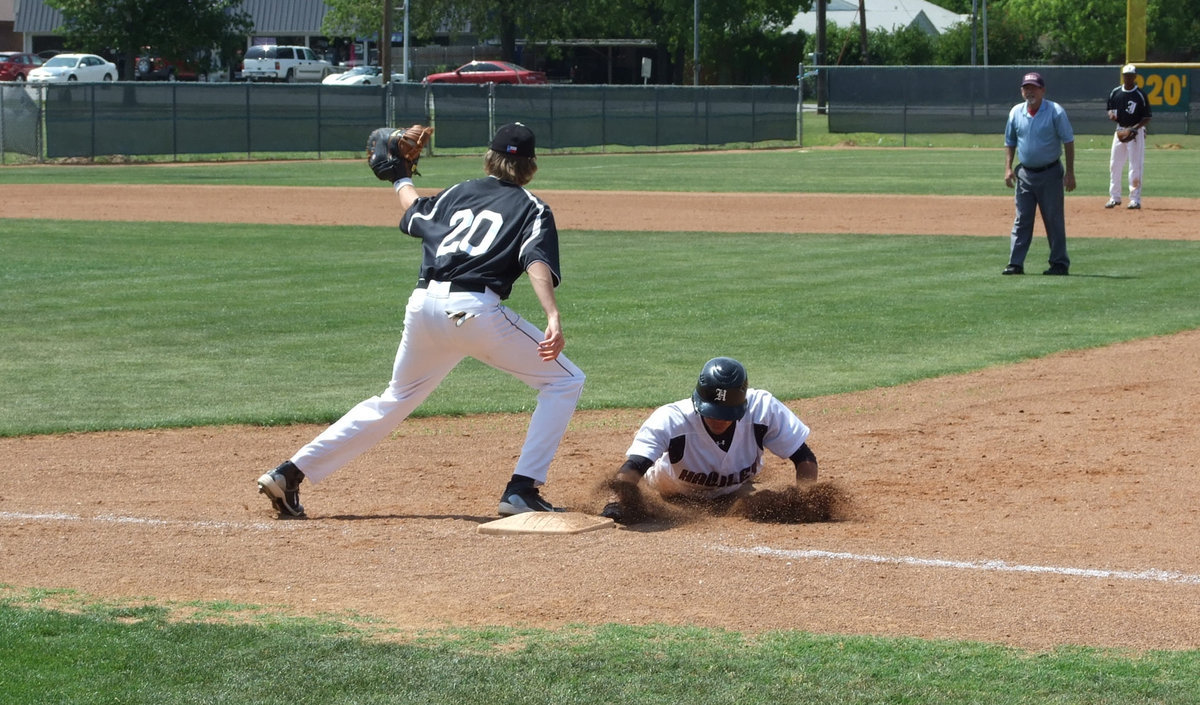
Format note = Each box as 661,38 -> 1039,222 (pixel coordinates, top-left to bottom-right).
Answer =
1003,0 -> 1125,63
1148,0 -> 1200,61
322,0 -> 385,40
325,0 -> 812,84
593,0 -> 811,83
932,3 -> 1038,65
48,0 -> 252,80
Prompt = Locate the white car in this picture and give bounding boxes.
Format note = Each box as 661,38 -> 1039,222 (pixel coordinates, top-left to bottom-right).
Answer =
241,45 -> 332,82
27,53 -> 117,83
322,65 -> 405,86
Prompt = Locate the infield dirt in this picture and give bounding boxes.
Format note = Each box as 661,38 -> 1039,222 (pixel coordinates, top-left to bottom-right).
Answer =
3,186 -> 1198,651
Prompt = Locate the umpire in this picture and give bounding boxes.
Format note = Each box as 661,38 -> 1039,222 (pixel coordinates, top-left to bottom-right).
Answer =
1002,71 -> 1076,276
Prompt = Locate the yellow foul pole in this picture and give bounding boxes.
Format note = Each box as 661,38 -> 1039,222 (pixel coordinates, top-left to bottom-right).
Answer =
1126,0 -> 1147,62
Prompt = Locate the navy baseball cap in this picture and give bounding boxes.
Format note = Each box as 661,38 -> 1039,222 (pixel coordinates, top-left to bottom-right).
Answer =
490,122 -> 536,158
1020,72 -> 1045,88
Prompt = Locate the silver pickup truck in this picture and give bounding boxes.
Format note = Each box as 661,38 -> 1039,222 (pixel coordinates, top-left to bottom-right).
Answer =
241,45 -> 332,82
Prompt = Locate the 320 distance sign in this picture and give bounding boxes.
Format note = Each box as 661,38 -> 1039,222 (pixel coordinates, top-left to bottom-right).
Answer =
1133,69 -> 1190,112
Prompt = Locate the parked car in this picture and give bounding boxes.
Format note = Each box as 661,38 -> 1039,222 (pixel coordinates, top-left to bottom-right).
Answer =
0,52 -> 43,82
321,65 -> 404,86
135,52 -> 208,81
422,60 -> 547,85
27,53 -> 117,83
241,45 -> 332,82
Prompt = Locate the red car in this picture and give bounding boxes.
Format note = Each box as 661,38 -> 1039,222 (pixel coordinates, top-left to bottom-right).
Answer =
422,60 -> 547,85
0,52 -> 44,82
135,51 -> 207,81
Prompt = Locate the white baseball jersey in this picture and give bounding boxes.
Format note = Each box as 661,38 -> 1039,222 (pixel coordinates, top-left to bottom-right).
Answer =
627,388 -> 810,499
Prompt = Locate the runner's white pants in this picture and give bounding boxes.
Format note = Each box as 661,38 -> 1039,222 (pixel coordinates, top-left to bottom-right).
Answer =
292,284 -> 585,485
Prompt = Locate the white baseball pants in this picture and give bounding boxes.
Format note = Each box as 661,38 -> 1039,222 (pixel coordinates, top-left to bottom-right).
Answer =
1109,130 -> 1145,204
292,284 -> 585,485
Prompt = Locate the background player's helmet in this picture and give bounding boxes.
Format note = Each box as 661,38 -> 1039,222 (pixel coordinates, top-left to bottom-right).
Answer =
692,357 -> 748,421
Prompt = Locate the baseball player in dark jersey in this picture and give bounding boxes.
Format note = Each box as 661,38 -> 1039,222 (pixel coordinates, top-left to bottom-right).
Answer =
600,357 -> 818,524
1105,64 -> 1152,210
258,122 -> 586,518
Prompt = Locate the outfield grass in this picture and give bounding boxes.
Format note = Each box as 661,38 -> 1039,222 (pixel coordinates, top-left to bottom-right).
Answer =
2,146 -> 1199,198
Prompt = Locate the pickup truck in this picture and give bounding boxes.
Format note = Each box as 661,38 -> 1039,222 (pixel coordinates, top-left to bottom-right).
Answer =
241,45 -> 332,83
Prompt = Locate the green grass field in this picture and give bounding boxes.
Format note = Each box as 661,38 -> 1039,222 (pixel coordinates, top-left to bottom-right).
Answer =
3,142 -> 1199,703
3,590 -> 1198,705
4,143 -> 1200,198
4,222 -> 1200,436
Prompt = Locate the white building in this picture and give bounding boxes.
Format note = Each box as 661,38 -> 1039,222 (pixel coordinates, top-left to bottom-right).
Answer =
787,0 -> 970,37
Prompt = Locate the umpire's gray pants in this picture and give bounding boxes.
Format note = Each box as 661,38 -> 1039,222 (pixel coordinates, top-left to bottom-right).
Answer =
1009,162 -> 1070,270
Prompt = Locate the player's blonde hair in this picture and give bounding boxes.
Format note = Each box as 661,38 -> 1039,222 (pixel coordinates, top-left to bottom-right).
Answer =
484,149 -> 537,186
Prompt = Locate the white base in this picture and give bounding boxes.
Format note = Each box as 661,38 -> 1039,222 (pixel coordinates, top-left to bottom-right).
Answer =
477,511 -> 615,535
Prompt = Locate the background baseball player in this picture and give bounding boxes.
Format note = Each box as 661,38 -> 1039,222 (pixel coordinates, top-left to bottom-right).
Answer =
600,357 -> 819,524
1106,64 -> 1152,210
258,122 -> 585,518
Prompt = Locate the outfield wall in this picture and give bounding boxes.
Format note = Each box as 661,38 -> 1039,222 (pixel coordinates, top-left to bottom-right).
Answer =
2,66 -> 1194,161
825,65 -> 1195,136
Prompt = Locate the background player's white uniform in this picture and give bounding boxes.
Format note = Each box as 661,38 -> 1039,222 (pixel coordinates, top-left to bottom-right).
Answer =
627,388 -> 810,499
1107,68 -> 1152,208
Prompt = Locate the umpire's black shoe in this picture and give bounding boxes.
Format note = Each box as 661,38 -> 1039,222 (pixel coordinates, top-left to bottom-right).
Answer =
1002,264 -> 1024,275
498,475 -> 566,516
1042,265 -> 1069,276
258,460 -> 306,518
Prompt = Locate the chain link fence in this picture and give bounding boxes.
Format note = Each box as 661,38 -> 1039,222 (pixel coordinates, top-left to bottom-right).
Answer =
0,82 -> 801,161
824,65 -> 1196,137
8,67 -> 1189,162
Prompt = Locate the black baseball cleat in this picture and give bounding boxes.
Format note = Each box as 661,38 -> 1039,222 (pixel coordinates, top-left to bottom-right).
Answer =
498,476 -> 565,516
1002,264 -> 1024,275
1042,265 -> 1069,276
257,460 -> 306,518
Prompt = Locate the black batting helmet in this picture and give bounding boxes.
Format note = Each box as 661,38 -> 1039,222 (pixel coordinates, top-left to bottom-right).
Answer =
692,357 -> 748,421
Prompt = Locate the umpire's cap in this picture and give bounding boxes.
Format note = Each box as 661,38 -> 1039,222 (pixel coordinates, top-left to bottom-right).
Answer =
491,122 -> 536,158
693,357 -> 748,421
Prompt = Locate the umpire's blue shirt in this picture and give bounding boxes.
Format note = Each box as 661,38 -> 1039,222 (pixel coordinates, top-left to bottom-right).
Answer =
1005,99 -> 1074,169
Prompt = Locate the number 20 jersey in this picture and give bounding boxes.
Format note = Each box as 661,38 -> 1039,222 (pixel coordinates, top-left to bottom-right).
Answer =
401,175 -> 561,300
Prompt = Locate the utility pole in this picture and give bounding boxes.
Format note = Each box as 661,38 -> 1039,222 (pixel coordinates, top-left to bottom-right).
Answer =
970,0 -> 977,65
402,0 -> 410,81
816,0 -> 827,114
382,0 -> 393,84
858,0 -> 868,63
982,0 -> 989,66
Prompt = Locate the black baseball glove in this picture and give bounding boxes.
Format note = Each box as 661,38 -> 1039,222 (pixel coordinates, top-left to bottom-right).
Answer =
367,124 -> 433,181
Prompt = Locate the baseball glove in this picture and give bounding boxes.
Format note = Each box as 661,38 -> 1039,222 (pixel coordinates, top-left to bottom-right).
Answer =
1116,127 -> 1138,143
367,124 -> 433,182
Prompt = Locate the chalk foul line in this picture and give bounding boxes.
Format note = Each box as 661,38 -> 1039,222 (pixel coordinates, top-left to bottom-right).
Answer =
716,545 -> 1200,586
0,511 -> 291,532
5,510 -> 1196,585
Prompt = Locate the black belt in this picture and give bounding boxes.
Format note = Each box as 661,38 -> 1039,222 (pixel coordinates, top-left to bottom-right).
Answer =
1021,160 -> 1060,173
416,279 -> 487,294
